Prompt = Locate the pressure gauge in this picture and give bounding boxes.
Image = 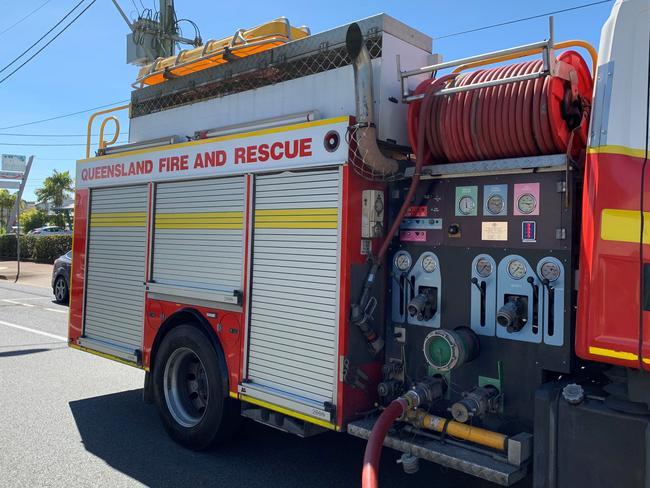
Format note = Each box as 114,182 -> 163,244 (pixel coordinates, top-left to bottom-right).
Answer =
508,259 -> 527,280
475,258 -> 493,278
517,193 -> 537,214
394,251 -> 412,272
540,261 -> 561,282
486,194 -> 504,215
458,196 -> 476,215
422,255 -> 437,273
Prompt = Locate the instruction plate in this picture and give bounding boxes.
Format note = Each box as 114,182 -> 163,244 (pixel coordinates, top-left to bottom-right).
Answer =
481,222 -> 508,241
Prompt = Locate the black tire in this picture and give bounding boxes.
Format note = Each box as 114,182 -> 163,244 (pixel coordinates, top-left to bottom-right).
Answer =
153,324 -> 241,450
53,275 -> 69,303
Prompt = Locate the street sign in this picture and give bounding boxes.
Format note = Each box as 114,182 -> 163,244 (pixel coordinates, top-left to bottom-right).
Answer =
0,170 -> 23,179
0,181 -> 20,189
2,154 -> 27,172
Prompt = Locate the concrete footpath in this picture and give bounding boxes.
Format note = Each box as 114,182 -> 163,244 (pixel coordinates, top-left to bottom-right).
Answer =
0,260 -> 53,289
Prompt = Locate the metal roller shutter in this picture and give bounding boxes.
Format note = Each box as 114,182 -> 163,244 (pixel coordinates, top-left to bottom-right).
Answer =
247,169 -> 340,406
152,177 -> 245,293
84,185 -> 148,354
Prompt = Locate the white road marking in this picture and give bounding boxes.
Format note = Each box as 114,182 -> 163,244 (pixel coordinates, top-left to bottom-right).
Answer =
45,307 -> 67,314
2,296 -> 50,301
3,299 -> 34,307
0,320 -> 67,341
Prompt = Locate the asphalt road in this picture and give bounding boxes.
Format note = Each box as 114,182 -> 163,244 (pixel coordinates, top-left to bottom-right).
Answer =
0,280 -> 502,488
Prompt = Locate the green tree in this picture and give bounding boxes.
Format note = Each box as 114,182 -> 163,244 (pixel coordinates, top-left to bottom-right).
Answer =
19,208 -> 48,233
0,189 -> 16,231
35,170 -> 74,228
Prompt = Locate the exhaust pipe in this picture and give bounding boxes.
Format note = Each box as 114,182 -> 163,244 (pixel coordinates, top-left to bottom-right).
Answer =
346,23 -> 399,175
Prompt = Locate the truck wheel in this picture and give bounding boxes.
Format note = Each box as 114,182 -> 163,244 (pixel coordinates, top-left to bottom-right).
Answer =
153,324 -> 240,450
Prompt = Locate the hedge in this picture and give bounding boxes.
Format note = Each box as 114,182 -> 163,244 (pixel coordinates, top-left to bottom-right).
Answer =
0,235 -> 72,264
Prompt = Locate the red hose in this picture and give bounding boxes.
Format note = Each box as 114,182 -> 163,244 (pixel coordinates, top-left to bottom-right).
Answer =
407,51 -> 593,164
361,398 -> 408,488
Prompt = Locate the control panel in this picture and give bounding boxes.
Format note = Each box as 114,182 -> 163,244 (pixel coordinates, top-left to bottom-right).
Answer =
383,166 -> 576,434
387,169 -> 574,383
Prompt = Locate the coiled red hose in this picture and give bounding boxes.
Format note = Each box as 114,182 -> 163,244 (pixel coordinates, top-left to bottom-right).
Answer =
361,398 -> 408,488
407,51 -> 593,164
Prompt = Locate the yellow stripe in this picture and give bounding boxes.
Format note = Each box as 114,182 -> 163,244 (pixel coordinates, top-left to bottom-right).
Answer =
91,220 -> 147,227
254,221 -> 338,229
154,211 -> 244,229
255,215 -> 337,223
255,208 -> 338,216
69,343 -> 143,369
601,209 -> 650,244
588,145 -> 648,159
237,393 -> 339,431
90,211 -> 147,227
589,346 -> 650,365
78,116 -> 349,163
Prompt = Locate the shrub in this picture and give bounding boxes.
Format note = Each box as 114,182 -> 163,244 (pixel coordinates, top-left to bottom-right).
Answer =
31,235 -> 72,263
0,234 -> 71,264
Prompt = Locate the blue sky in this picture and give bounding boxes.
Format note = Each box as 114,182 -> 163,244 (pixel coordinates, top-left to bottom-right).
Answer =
0,0 -> 613,201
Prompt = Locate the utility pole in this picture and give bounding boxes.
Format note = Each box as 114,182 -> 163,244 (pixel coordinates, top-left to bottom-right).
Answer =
111,0 -> 201,65
159,0 -> 177,58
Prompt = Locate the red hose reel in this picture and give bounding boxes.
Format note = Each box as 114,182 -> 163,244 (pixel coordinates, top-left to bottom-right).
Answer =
407,50 -> 594,164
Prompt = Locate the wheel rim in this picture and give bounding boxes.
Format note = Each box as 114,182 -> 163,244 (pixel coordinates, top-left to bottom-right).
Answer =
163,347 -> 209,428
55,278 -> 66,301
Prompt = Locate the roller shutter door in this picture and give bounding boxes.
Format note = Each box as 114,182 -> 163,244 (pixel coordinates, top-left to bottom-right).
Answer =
247,169 -> 340,406
152,177 -> 245,293
84,185 -> 148,353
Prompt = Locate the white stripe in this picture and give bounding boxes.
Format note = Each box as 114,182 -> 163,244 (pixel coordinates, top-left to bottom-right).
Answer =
1,296 -> 50,301
0,320 -> 67,341
3,299 -> 34,307
45,307 -> 67,314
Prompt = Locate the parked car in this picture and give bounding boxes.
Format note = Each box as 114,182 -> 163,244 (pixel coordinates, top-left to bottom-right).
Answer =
52,251 -> 71,303
29,226 -> 71,236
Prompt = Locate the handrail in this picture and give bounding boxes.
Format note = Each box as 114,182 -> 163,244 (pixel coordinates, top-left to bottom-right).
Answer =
451,39 -> 598,75
86,104 -> 129,158
98,116 -> 120,152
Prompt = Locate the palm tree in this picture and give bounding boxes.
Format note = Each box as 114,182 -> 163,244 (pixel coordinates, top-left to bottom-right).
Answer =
35,170 -> 74,228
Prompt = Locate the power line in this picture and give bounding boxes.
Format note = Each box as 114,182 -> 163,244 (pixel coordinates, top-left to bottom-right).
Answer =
0,0 -> 54,38
0,132 -> 128,137
0,141 -> 128,147
433,0 -> 613,40
0,0 -> 97,86
0,0 -> 86,76
0,99 -> 129,130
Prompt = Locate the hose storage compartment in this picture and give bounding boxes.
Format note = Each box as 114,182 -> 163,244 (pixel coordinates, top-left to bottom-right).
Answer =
407,51 -> 593,164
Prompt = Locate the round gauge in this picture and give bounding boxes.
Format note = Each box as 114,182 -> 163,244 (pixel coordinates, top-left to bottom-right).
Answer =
394,252 -> 412,272
486,194 -> 504,215
540,261 -> 561,282
508,259 -> 527,280
517,193 -> 537,214
475,258 -> 493,278
458,196 -> 476,215
422,255 -> 437,273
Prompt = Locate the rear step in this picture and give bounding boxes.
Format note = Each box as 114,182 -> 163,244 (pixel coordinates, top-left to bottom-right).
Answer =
241,404 -> 327,438
347,418 -> 531,486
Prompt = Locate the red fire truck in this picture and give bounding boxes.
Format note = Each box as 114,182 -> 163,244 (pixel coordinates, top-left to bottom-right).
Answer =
70,2 -> 650,486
